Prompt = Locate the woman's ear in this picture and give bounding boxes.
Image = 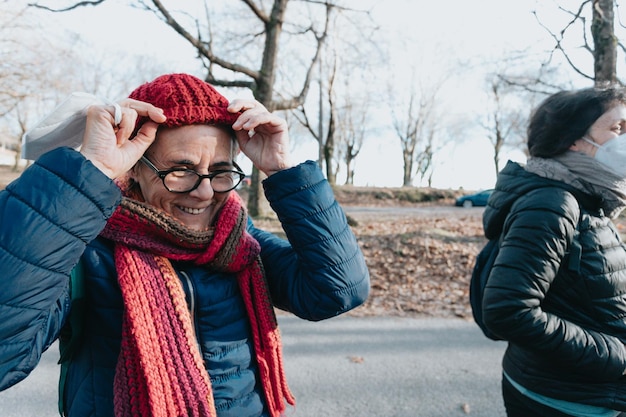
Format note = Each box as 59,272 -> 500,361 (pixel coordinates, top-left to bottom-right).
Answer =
128,163 -> 140,182
569,140 -> 581,151
570,137 -> 596,157
117,170 -> 144,201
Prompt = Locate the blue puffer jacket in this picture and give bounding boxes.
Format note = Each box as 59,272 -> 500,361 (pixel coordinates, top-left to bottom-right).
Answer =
0,147 -> 370,417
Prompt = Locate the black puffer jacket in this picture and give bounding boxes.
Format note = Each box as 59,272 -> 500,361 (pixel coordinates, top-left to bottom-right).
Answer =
482,160 -> 626,410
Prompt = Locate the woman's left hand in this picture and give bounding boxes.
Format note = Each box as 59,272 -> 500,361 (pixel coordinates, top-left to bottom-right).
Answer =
228,99 -> 293,176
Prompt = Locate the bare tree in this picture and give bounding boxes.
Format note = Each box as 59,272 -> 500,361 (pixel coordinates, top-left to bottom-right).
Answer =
337,99 -> 366,186
322,54 -> 338,185
291,49 -> 340,184
479,75 -> 526,176
390,79 -> 443,187
11,105 -> 29,171
0,3 -> 85,167
0,4 -> 42,118
327,30 -> 377,186
30,0 -> 349,216
534,0 -> 621,85
0,1 -> 172,174
415,132 -> 435,188
285,6 -> 378,186
294,62 -> 371,186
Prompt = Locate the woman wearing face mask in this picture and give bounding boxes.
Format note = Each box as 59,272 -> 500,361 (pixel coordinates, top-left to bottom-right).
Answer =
481,86 -> 626,417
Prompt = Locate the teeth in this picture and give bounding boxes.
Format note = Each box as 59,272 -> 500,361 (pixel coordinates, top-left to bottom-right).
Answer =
179,206 -> 206,215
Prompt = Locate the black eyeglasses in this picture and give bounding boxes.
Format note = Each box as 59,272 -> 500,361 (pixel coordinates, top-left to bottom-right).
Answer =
140,156 -> 246,193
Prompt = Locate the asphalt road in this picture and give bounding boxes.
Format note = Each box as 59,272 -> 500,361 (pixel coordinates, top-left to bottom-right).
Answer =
0,315 -> 507,417
343,205 -> 483,219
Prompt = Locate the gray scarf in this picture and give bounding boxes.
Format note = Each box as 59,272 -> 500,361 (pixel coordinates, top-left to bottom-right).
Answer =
524,150 -> 626,219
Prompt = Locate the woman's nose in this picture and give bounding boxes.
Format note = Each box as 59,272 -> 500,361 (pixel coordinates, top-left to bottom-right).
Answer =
188,176 -> 215,199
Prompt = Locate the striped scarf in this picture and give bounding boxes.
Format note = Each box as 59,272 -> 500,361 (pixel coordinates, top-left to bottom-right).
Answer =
100,192 -> 295,417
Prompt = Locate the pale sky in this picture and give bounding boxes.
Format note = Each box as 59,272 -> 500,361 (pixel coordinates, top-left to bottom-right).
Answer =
30,0 -> 599,190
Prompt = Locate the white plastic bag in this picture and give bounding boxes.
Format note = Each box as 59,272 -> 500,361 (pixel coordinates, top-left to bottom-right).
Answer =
21,92 -> 111,160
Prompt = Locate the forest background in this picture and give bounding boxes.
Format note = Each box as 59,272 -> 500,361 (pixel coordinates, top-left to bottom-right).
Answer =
0,0 -> 624,317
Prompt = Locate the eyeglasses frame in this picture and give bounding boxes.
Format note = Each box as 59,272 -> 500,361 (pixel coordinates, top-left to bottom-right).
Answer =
139,156 -> 246,193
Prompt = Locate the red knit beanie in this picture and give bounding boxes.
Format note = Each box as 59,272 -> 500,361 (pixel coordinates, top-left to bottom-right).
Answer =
129,73 -> 239,129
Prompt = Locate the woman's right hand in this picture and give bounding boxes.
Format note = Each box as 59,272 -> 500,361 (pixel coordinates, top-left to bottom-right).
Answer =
79,99 -> 166,179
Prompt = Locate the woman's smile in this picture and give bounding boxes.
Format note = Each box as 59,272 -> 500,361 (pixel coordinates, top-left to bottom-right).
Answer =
177,205 -> 208,215
132,124 -> 236,231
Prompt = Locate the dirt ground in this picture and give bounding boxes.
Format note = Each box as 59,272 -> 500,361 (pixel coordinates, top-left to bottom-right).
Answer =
259,206 -> 484,320
0,165 -> 489,320
250,195 -> 484,320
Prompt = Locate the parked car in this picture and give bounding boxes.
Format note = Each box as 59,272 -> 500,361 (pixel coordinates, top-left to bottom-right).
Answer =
455,189 -> 494,208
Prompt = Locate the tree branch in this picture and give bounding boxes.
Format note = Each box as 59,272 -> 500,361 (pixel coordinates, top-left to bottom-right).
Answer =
149,0 -> 261,80
295,0 -> 356,13
532,9 -> 594,81
203,75 -> 255,89
273,2 -> 332,110
240,0 -> 269,24
291,105 -> 320,140
28,0 -> 106,12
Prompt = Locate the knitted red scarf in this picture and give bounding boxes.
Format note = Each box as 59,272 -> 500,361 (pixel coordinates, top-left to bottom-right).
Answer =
100,192 -> 295,417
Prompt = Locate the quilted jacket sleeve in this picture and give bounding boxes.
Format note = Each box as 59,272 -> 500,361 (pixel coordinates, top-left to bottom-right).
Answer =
0,147 -> 121,390
247,161 -> 370,321
482,187 -> 626,380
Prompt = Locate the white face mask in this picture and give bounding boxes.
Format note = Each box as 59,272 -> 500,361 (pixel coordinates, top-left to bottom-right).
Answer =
582,133 -> 626,177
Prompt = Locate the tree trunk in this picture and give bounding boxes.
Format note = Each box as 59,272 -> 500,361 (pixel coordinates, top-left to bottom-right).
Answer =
402,150 -> 413,187
247,168 -> 271,218
324,108 -> 336,185
591,0 -> 617,84
245,0 -> 287,218
345,145 -> 355,185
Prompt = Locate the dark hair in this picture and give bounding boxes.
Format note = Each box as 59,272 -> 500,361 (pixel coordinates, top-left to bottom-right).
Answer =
527,86 -> 626,157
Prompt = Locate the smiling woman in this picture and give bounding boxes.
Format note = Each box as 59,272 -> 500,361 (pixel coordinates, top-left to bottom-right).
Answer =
0,73 -> 371,417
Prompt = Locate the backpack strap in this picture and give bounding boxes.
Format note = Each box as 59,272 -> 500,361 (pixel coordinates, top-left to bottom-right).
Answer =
57,259 -> 86,416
